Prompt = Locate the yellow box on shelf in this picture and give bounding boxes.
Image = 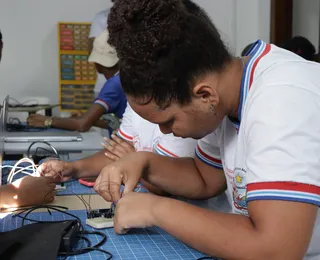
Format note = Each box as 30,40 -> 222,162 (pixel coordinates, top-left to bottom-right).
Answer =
58,22 -> 97,112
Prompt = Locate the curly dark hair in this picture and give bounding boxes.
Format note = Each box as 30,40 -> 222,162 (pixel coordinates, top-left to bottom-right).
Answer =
108,0 -> 231,107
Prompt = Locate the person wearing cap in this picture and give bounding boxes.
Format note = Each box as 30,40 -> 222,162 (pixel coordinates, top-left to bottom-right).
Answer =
27,29 -> 127,133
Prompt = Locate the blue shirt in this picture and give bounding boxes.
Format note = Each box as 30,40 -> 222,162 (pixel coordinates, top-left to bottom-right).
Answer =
94,74 -> 127,119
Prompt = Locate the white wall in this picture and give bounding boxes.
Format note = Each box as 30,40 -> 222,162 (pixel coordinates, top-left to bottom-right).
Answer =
194,0 -> 237,53
292,0 -> 320,53
0,0 -> 111,110
0,0 -> 271,113
195,0 -> 271,55
235,0 -> 271,55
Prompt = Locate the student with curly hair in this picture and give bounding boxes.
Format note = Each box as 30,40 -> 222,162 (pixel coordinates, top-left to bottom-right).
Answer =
39,0 -> 230,212
95,0 -> 320,259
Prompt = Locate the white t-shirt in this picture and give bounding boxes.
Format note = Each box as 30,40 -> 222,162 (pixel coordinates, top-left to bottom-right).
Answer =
118,103 -> 231,212
89,9 -> 110,95
118,103 -> 197,157
197,40 -> 320,259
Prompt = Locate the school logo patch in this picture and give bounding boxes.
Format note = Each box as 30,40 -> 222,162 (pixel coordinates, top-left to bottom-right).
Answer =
233,168 -> 248,215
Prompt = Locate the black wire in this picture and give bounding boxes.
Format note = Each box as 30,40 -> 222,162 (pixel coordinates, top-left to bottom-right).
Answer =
61,247 -> 112,260
12,205 -> 68,215
12,205 -> 113,259
35,147 -> 56,157
81,230 -> 107,248
58,231 -> 107,256
62,248 -> 113,260
197,257 -> 215,260
76,195 -> 89,213
8,117 -> 21,124
13,205 -> 83,230
58,230 -> 111,259
78,236 -> 91,247
26,141 -> 60,159
61,236 -> 91,260
83,248 -> 112,260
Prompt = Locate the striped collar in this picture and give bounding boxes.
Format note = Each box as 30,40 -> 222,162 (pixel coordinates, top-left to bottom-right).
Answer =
237,40 -> 271,122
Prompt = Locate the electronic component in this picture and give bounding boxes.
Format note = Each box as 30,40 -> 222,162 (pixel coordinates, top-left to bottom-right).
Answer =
86,217 -> 114,229
12,205 -> 113,259
59,220 -> 81,252
87,208 -> 114,219
55,184 -> 66,190
86,207 -> 115,229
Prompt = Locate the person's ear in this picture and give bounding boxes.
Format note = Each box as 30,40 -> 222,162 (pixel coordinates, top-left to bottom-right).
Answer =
192,83 -> 219,107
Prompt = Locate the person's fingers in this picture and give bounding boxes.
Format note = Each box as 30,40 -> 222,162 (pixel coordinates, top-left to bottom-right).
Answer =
102,142 -> 125,158
113,204 -> 130,234
110,134 -> 125,144
111,134 -> 134,152
61,176 -> 71,182
101,142 -> 112,151
36,164 -> 47,176
42,170 -> 57,179
43,171 -> 55,178
47,182 -> 56,189
108,168 -> 122,202
44,175 -> 54,181
110,134 -> 130,148
45,176 -> 56,185
44,190 -> 56,203
123,175 -> 138,196
114,223 -> 129,234
104,137 -> 118,146
102,142 -> 117,153
94,174 -> 120,202
103,139 -> 128,156
96,165 -> 122,202
105,152 -> 119,161
39,164 -> 57,178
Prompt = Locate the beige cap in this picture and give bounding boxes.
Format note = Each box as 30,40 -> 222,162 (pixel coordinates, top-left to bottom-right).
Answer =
88,29 -> 119,68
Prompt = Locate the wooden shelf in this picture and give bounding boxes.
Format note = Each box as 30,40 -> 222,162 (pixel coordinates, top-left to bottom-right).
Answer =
60,80 -> 96,85
58,22 -> 95,112
59,50 -> 89,55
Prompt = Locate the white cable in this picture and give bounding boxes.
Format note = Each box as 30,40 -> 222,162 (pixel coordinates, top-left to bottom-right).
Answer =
7,165 -> 37,184
7,161 -> 37,184
2,165 -> 37,176
6,158 -> 39,184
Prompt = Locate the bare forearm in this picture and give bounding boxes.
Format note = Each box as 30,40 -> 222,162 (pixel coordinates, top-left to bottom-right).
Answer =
93,119 -> 108,129
143,152 -> 209,198
72,150 -> 113,178
152,198 -> 290,260
51,117 -> 88,132
0,185 -> 18,209
140,179 -> 169,196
